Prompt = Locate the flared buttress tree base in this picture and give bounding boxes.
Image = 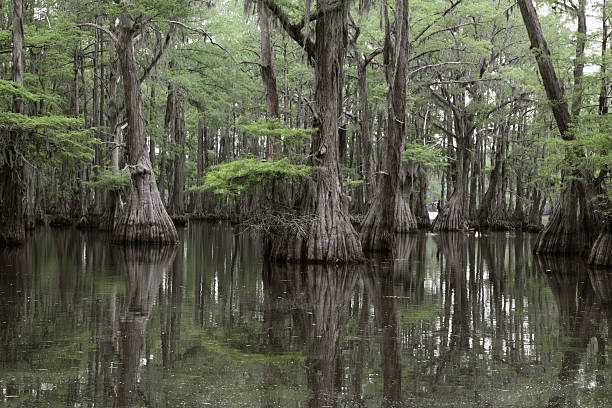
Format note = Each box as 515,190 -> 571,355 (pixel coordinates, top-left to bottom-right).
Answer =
588,232 -> 612,267
0,166 -> 24,246
534,181 -> 598,255
267,180 -> 363,263
112,169 -> 178,244
433,193 -> 467,232
360,194 -> 417,252
268,213 -> 363,263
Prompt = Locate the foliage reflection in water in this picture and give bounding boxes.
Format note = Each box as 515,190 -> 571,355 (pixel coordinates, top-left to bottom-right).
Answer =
0,224 -> 610,407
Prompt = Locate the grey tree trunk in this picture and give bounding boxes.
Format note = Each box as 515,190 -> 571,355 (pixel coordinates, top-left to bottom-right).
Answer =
517,0 -> 599,255
259,1 -> 281,159
169,94 -> 185,218
360,0 -> 417,251
112,8 -> 178,243
99,21 -> 121,232
267,0 -> 363,262
194,118 -> 204,214
0,0 -> 25,246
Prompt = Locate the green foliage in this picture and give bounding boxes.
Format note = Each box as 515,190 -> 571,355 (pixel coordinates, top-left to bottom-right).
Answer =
198,157 -> 312,196
236,117 -> 316,148
0,79 -> 41,103
402,141 -> 447,167
84,168 -> 131,191
0,112 -> 82,132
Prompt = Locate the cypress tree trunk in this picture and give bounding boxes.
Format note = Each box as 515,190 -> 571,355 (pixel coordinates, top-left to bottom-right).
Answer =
112,9 -> 178,243
433,120 -> 471,232
92,26 -> 102,222
168,95 -> 185,220
194,118 -> 204,215
24,49 -> 38,230
99,21 -> 120,232
476,141 -> 503,228
267,0 -> 362,263
414,170 -> 431,229
588,227 -> 612,267
0,0 -> 25,246
259,1 -> 281,159
518,0 -> 599,255
358,54 -> 376,203
360,0 -> 417,251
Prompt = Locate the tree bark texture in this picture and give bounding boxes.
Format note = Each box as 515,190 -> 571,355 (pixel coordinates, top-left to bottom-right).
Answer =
0,0 -> 25,246
112,10 -> 178,243
588,226 -> 612,267
266,0 -> 362,262
259,1 -> 281,159
518,0 -> 600,255
475,142 -> 503,228
358,58 -> 376,202
517,0 -> 571,136
433,114 -> 472,232
99,47 -> 122,232
360,0 -> 417,251
534,180 -> 599,255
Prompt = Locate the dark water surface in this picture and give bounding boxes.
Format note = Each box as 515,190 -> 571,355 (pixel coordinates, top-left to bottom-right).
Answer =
0,223 -> 611,407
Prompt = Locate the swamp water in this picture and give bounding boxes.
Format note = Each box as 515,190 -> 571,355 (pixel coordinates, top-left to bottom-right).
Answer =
0,222 -> 610,407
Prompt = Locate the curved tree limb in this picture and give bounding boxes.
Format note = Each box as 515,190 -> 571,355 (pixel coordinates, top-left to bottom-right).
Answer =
77,23 -> 118,44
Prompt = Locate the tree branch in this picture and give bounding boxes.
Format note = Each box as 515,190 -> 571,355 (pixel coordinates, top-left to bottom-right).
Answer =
140,28 -> 174,83
409,61 -> 476,78
165,20 -> 236,64
77,23 -> 118,44
262,0 -> 316,63
413,0 -> 465,43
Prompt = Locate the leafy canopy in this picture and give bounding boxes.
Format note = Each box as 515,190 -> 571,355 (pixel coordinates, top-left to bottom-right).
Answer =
198,157 -> 312,196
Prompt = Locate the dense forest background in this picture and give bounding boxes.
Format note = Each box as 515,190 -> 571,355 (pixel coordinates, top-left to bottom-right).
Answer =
0,0 -> 610,264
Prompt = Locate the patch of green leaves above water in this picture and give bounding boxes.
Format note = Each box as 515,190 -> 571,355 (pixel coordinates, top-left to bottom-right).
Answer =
197,157 -> 312,196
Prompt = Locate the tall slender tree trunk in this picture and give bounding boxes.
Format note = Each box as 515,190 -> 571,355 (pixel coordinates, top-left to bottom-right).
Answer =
24,48 -> 38,230
194,118 -> 204,214
360,0 -> 417,251
92,25 -> 103,221
112,9 -> 178,243
266,0 -> 363,262
0,0 -> 25,246
168,95 -> 185,218
358,57 -> 376,202
259,1 -> 280,159
99,32 -> 121,231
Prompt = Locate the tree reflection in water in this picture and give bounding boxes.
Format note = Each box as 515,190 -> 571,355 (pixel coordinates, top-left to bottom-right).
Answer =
114,245 -> 177,408
363,234 -> 417,407
263,263 -> 359,408
535,255 -> 608,407
0,226 -> 610,407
